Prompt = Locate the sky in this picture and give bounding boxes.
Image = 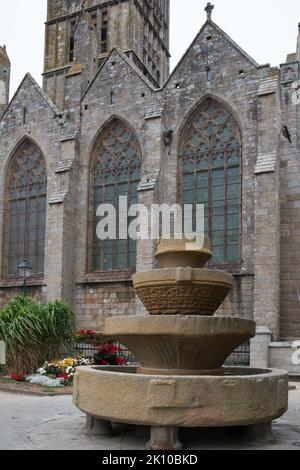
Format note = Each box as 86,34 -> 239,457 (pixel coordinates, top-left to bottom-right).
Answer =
0,0 -> 300,98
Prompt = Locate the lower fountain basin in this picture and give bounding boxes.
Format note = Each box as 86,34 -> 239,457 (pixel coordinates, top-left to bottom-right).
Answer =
73,366 -> 288,428
105,316 -> 256,374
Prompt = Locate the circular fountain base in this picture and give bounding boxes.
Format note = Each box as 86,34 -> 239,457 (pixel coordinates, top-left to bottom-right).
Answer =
74,366 -> 288,429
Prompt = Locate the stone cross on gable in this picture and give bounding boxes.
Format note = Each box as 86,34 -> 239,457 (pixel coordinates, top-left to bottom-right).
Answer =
205,2 -> 214,21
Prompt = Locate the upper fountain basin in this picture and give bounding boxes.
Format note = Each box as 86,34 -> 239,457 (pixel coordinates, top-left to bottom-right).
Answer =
133,267 -> 233,316
155,236 -> 212,269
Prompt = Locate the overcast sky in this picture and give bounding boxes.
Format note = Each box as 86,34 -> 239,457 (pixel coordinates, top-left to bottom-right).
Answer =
0,0 -> 300,97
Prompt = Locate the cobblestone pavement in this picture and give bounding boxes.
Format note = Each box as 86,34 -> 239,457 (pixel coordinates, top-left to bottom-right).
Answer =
0,384 -> 299,450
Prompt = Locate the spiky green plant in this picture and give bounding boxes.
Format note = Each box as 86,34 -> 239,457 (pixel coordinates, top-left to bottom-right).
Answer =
40,300 -> 76,361
0,296 -> 76,375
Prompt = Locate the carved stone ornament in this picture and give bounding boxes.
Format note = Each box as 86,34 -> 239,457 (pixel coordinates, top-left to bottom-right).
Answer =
280,62 -> 300,84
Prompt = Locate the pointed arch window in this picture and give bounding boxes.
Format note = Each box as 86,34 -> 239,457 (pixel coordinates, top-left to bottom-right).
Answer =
4,140 -> 47,276
179,99 -> 242,264
89,119 -> 141,273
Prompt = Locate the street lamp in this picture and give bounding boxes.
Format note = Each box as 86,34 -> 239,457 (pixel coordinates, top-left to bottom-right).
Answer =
18,259 -> 32,296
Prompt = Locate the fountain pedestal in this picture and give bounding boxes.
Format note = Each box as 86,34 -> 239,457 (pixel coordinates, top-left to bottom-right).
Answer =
74,237 -> 289,449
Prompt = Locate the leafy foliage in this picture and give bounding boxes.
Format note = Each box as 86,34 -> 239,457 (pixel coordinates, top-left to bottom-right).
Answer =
0,296 -> 76,375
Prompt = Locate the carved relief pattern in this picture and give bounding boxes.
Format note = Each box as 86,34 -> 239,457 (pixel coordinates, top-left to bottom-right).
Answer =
136,284 -> 230,315
67,0 -> 84,12
53,0 -> 64,16
180,99 -> 241,165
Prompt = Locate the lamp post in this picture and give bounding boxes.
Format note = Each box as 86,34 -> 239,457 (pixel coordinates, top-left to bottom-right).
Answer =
18,259 -> 32,297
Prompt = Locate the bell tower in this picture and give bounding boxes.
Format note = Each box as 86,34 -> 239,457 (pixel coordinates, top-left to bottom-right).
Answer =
43,0 -> 170,108
0,45 -> 10,118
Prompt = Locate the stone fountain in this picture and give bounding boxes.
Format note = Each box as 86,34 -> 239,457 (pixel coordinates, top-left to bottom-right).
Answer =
74,237 -> 288,450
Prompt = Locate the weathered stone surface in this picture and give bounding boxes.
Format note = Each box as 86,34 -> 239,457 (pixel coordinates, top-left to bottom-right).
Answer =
146,426 -> 182,451
83,415 -> 114,438
74,366 -> 288,428
105,315 -> 255,374
155,237 -> 213,269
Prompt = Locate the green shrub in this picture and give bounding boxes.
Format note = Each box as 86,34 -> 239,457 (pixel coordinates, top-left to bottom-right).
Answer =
0,296 -> 76,375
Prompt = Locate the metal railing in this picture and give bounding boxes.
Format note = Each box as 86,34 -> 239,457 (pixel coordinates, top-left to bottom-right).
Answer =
63,342 -> 137,365
63,342 -> 250,368
225,343 -> 250,366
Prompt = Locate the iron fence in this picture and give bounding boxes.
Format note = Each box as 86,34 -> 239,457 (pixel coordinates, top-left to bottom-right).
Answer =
63,342 -> 250,367
225,343 -> 250,366
62,342 -> 137,365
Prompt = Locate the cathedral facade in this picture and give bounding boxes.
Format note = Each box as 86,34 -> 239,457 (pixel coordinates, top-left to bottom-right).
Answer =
0,0 -> 300,370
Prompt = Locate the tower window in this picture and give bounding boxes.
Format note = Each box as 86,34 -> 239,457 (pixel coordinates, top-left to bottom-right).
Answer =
110,90 -> 115,105
69,21 -> 76,62
23,107 -> 27,126
100,10 -> 108,53
157,70 -> 161,86
207,67 -> 212,82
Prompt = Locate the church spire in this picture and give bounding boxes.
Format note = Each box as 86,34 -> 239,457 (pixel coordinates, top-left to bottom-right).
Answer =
205,2 -> 214,21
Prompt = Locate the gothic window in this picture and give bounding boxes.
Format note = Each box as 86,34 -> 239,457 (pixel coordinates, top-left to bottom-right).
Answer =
179,99 -> 242,264
4,141 -> 47,276
89,120 -> 141,273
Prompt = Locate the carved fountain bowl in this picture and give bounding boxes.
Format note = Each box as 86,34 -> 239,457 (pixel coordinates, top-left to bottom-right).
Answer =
105,315 -> 256,375
133,267 -> 233,316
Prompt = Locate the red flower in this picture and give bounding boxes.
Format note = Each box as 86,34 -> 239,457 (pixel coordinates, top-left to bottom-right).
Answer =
100,360 -> 109,365
10,373 -> 26,382
116,357 -> 126,366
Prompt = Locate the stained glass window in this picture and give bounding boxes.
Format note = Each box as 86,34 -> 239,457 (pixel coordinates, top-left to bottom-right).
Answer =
89,120 -> 141,273
179,99 -> 242,264
4,140 -> 47,276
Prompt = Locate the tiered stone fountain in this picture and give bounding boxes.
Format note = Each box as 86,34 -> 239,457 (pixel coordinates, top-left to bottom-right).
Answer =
74,237 -> 288,450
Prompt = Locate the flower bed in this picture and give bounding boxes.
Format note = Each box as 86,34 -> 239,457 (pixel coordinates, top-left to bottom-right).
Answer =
5,336 -> 128,390
26,357 -> 93,387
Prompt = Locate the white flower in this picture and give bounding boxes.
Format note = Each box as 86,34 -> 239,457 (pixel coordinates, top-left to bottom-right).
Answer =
26,375 -> 63,388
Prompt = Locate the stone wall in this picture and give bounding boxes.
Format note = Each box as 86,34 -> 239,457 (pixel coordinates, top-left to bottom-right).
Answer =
279,60 -> 300,339
75,282 -> 136,331
217,275 -> 254,320
0,285 -> 45,309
